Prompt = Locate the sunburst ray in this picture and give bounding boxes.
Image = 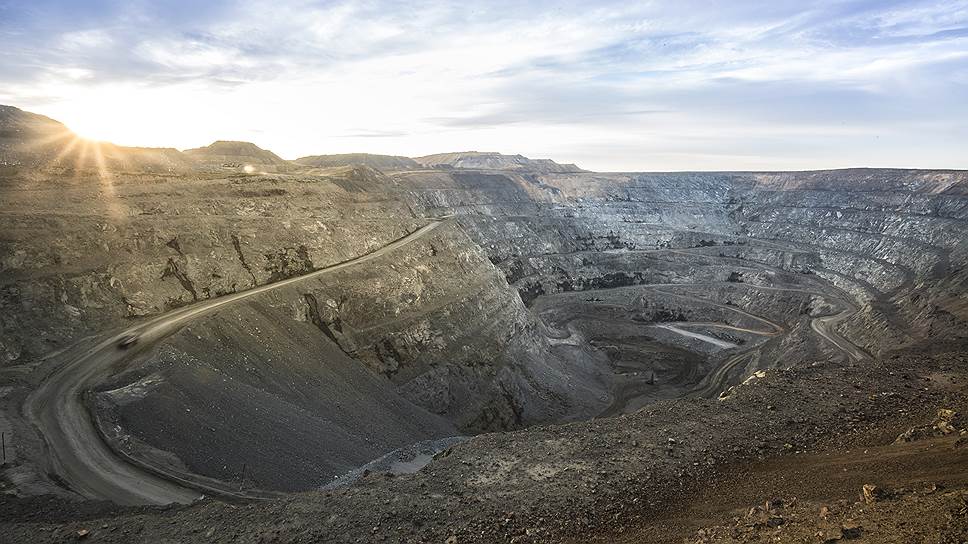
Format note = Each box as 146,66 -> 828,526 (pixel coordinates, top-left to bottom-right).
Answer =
20,128 -> 75,151
49,135 -> 81,167
91,140 -> 124,220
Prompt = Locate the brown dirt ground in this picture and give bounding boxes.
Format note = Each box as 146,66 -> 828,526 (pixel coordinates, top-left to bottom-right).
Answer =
580,433 -> 968,543
2,346 -> 967,543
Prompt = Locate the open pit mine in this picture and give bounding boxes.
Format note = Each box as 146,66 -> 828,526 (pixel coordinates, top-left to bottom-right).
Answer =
1,104 -> 967,542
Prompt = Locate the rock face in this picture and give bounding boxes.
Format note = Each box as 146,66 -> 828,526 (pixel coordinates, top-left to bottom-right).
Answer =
0,166 -> 424,368
291,220 -> 608,432
414,151 -> 584,173
2,106 -> 967,496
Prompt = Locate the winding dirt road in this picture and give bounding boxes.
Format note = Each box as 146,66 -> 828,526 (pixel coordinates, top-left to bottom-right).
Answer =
689,350 -> 759,399
810,309 -> 869,362
646,282 -> 871,396
646,282 -> 870,360
543,280 -> 869,401
25,219 -> 447,506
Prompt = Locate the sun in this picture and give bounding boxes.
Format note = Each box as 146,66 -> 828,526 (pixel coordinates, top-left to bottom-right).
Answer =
65,114 -> 119,144
48,93 -> 150,146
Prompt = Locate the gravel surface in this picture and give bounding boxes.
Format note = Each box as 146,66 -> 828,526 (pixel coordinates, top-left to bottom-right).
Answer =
2,344 -> 966,543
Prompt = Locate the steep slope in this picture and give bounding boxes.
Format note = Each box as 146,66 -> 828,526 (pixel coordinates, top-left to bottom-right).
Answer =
94,295 -> 458,492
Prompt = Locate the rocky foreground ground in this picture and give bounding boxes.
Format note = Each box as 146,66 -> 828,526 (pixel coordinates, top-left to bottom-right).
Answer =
2,342 -> 967,543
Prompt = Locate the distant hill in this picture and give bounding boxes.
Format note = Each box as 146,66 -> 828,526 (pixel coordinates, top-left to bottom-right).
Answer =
1,106 -> 587,176
0,105 -> 78,168
184,140 -> 288,170
98,145 -> 194,172
0,105 -> 192,172
295,153 -> 420,171
414,151 -> 584,173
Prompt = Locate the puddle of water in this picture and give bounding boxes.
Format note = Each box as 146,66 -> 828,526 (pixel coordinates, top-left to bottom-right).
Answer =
654,324 -> 738,349
322,436 -> 466,490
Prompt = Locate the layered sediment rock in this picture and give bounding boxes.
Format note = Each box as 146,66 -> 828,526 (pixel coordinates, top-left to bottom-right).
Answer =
2,107 -> 966,493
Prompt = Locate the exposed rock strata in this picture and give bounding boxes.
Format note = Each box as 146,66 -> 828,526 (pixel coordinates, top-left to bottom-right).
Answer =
1,107 -> 966,499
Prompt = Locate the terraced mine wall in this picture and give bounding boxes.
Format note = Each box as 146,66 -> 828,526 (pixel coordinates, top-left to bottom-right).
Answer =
402,168 -> 968,353
2,165 -> 967,493
0,171 -> 421,364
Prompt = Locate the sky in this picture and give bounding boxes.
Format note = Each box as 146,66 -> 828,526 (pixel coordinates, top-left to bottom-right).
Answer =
1,0 -> 967,171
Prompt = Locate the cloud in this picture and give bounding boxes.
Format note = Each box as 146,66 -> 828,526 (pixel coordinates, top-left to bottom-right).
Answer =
340,129 -> 409,138
1,0 -> 966,170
